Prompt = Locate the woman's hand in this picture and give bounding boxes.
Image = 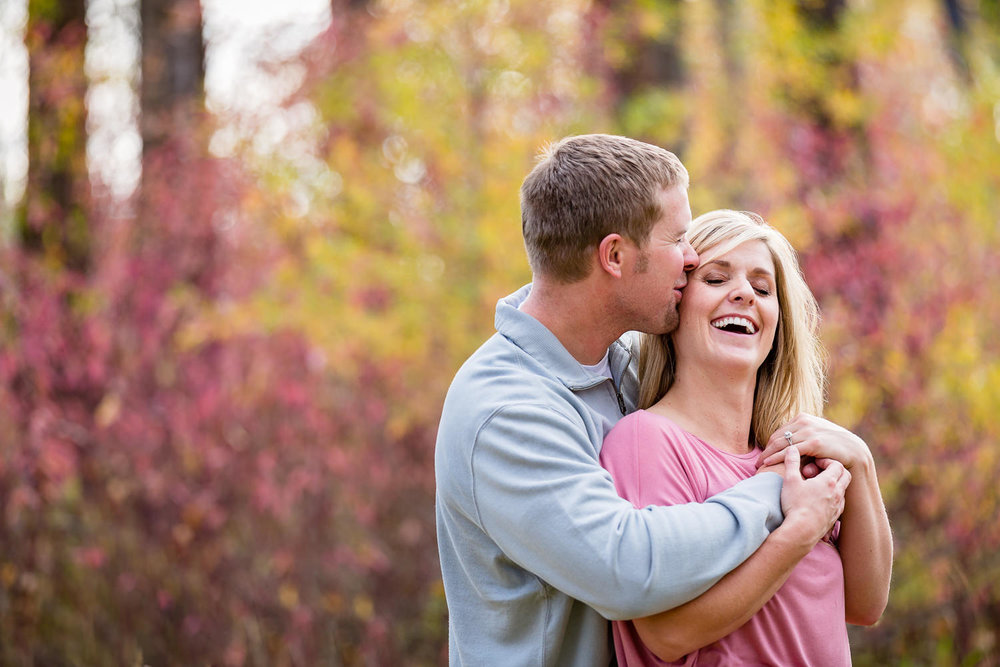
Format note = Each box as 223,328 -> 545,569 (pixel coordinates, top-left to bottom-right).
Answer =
757,413 -> 872,473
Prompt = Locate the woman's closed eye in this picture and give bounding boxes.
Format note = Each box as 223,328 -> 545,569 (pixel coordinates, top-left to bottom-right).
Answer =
702,274 -> 772,296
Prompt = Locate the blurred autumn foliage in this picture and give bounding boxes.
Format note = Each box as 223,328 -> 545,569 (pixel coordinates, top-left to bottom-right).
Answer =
0,0 -> 998,664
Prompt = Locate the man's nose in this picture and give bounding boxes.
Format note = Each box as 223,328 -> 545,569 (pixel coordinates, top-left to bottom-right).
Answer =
683,241 -> 699,271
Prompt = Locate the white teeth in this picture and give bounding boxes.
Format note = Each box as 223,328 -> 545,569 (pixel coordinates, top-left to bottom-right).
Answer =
712,317 -> 756,334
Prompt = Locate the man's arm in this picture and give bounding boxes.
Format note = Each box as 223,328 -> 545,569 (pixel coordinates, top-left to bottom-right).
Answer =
632,447 -> 851,661
471,404 -> 785,620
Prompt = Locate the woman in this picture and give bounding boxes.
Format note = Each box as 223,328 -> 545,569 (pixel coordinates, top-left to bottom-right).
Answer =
600,209 -> 892,665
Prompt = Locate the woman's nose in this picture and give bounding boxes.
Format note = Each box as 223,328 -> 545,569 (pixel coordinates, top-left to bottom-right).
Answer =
731,280 -> 755,304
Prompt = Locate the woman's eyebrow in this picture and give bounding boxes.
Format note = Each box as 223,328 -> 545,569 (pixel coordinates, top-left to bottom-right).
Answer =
701,259 -> 730,269
700,259 -> 775,278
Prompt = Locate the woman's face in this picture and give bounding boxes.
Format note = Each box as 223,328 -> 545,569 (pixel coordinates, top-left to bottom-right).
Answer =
672,239 -> 780,377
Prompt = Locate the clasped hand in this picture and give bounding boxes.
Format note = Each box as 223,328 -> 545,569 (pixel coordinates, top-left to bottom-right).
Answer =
754,414 -> 868,546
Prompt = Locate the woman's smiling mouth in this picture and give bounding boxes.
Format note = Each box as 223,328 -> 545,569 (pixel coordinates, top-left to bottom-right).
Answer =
710,316 -> 758,335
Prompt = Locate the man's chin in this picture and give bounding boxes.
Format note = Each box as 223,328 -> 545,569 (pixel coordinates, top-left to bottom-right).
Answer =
641,311 -> 679,336
661,307 -> 680,334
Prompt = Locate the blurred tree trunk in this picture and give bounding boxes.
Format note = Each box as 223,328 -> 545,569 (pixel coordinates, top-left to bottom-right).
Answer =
21,0 -> 90,272
328,0 -> 373,71
138,0 -> 217,289
606,0 -> 685,99
331,0 -> 371,11
794,0 -> 851,130
9,5 -> 91,660
941,0 -> 971,80
591,0 -> 687,150
795,0 -> 846,27
139,0 -> 205,160
940,0 -> 1000,81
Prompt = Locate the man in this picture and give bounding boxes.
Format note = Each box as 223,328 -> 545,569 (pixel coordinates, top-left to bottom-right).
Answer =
435,134 -> 849,665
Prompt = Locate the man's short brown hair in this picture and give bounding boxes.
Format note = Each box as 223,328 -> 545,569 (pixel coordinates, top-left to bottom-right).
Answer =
520,134 -> 689,282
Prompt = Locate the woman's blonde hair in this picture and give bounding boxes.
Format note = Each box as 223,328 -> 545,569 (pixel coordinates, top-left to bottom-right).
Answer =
637,210 -> 825,447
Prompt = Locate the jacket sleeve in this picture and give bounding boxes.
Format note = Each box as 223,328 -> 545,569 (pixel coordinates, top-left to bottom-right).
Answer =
471,403 -> 784,621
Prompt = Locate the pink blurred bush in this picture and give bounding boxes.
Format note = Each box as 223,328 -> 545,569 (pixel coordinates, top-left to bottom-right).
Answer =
0,143 -> 444,665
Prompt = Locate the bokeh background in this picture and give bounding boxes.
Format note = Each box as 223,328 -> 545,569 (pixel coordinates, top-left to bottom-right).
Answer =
0,0 -> 998,664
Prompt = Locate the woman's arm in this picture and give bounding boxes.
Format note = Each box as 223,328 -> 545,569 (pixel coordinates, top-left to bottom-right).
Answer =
635,518 -> 807,660
636,447 -> 851,661
833,450 -> 892,624
760,414 -> 893,625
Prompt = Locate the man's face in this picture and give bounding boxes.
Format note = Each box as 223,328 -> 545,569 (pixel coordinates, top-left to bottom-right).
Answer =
622,186 -> 699,334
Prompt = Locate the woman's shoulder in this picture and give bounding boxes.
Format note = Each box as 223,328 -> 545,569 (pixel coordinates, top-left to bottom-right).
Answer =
620,408 -> 686,430
602,410 -> 712,505
620,409 -> 691,440
603,410 -> 692,459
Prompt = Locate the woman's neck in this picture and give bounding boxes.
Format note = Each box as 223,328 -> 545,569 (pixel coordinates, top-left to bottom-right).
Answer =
650,361 -> 758,454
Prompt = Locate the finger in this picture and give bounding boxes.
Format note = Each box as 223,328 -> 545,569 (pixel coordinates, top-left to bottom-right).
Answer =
783,445 -> 802,483
759,448 -> 789,468
780,437 -> 825,463
801,462 -> 821,478
836,467 -> 853,495
758,437 -> 785,463
759,427 -> 796,462
815,458 -> 845,479
763,437 -> 823,468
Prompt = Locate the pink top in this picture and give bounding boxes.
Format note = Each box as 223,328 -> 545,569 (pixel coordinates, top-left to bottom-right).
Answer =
600,410 -> 850,666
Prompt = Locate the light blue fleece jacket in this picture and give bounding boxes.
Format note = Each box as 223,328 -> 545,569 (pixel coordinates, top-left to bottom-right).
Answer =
435,285 -> 784,666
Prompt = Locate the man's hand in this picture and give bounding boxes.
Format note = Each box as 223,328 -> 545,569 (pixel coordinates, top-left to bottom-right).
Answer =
778,445 -> 851,547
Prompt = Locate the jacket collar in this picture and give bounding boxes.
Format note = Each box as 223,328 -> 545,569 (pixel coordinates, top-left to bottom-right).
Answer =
495,285 -> 633,391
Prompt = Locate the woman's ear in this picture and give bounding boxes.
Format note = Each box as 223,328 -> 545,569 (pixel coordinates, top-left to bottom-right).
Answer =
597,233 -> 625,278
